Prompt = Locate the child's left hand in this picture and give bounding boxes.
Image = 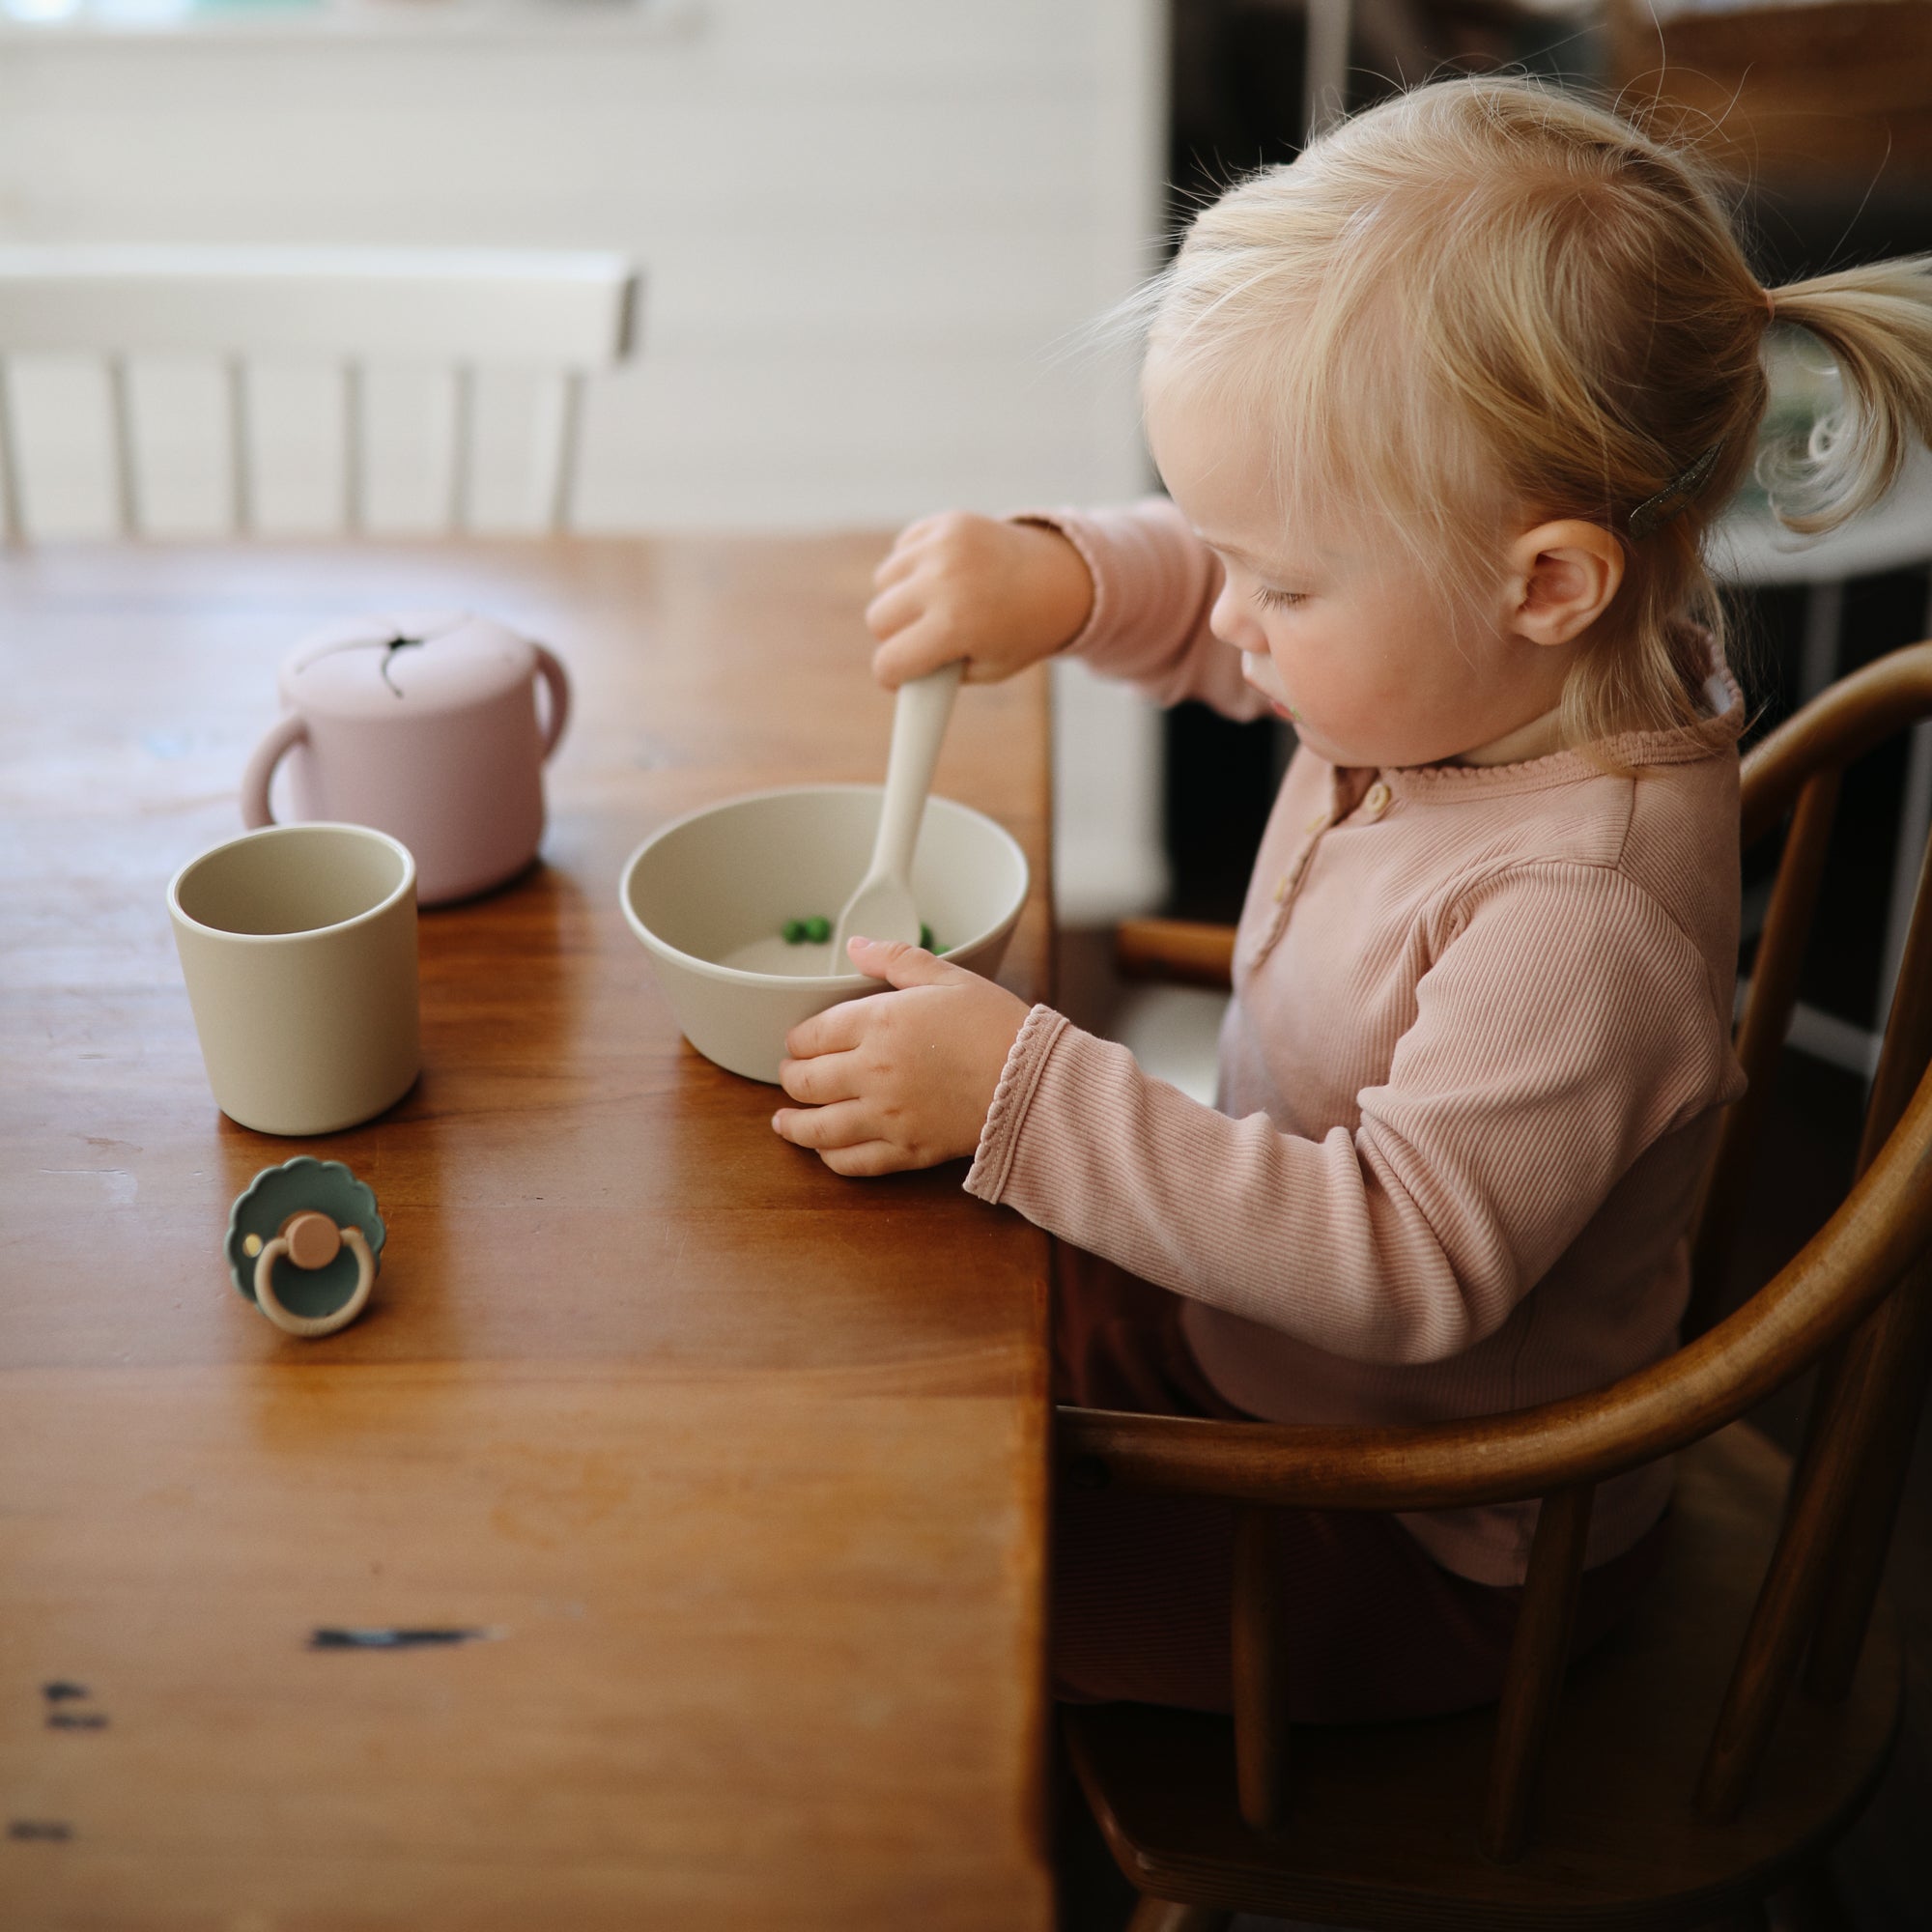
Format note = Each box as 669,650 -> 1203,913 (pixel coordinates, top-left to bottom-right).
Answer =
772,938 -> 1032,1176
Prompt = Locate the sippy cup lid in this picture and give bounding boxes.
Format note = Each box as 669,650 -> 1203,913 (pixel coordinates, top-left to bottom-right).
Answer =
280,611 -> 539,722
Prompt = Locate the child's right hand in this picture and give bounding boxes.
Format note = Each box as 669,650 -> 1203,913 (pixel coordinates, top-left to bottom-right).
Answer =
865,512 -> 1094,689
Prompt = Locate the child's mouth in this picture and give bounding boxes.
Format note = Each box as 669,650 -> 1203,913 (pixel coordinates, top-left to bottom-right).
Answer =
1241,653 -> 1296,722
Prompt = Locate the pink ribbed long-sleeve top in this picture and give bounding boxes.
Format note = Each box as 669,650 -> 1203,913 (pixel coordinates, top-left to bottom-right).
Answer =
964,498 -> 1747,1584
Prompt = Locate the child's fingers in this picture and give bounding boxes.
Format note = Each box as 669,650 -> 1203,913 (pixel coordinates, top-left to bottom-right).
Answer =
817,1139 -> 912,1178
783,998 -> 874,1061
776,1048 -> 864,1107
870,618 -> 960,691
771,1098 -> 874,1150
846,935 -> 960,989
870,541 -> 923,591
863,578 -> 923,641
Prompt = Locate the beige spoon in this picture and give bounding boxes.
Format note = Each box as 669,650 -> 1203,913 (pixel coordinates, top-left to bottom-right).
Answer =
831,661 -> 965,960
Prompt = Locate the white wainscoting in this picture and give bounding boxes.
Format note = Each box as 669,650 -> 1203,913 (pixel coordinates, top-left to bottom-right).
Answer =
0,0 -> 1166,534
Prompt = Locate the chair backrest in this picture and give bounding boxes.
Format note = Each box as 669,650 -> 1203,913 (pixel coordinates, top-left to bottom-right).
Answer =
1428,640 -> 1932,1852
1677,640 -> 1932,1816
0,245 -> 639,540
1708,464 -> 1932,1082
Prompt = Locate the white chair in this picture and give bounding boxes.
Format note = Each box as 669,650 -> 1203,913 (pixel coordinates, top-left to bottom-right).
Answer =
0,245 -> 639,540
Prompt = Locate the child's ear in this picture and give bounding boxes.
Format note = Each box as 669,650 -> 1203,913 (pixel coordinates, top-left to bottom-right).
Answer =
1503,521 -> 1625,648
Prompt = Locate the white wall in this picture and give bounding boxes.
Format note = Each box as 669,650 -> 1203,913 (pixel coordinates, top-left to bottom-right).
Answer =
0,0 -> 1166,533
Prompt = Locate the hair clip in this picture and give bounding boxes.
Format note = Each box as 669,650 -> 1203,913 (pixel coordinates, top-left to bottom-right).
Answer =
1629,440 -> 1725,540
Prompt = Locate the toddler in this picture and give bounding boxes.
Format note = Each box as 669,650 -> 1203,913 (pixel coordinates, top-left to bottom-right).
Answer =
772,77 -> 1932,1719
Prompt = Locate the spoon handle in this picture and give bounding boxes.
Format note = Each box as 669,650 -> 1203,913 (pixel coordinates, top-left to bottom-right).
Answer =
869,661 -> 964,884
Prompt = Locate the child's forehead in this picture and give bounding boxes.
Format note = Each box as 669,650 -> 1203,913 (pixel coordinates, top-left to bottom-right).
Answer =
1145,373 -> 1351,558
1145,377 -> 1263,479
1146,354 -> 1342,492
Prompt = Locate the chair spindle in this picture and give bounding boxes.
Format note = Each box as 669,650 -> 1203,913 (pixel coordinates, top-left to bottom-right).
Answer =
1877,712 -> 1932,1027
1856,807 -> 1932,1182
1803,818 -> 1932,1694
225,357 -> 252,537
342,362 -> 365,534
1687,767 -> 1843,1338
106,355 -> 140,539
550,368 -> 584,535
1804,1258 -> 1932,1698
0,356 -> 21,543
1481,1482 -> 1593,1861
1696,1335 -> 1900,1819
1230,1502 -> 1291,1834
1799,580 -> 1845,702
447,364 -> 474,532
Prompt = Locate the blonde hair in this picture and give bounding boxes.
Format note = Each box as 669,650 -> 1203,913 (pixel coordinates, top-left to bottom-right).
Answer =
1133,77 -> 1932,754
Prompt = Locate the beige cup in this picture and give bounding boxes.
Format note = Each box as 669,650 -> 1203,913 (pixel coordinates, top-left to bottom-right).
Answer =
168,823 -> 420,1136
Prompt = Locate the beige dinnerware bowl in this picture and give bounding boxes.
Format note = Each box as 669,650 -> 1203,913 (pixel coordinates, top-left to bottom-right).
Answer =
619,784 -> 1030,1083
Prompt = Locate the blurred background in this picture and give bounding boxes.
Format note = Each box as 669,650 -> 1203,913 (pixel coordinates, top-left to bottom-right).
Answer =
2,1 -> 1928,1920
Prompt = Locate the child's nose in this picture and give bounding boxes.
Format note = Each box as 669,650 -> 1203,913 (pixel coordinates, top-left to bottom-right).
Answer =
1208,575 -> 1258,651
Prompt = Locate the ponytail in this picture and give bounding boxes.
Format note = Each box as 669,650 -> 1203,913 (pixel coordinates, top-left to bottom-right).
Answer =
1760,257 -> 1932,536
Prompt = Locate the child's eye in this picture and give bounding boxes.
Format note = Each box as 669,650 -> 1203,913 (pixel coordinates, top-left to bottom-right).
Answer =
1252,585 -> 1305,611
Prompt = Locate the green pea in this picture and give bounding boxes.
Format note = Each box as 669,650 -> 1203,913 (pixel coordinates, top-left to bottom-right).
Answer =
781,919 -> 808,944
803,915 -> 831,944
920,923 -> 934,951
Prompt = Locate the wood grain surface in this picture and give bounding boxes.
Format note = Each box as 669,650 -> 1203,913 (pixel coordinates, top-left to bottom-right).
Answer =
1607,0 -> 1932,186
0,538 -> 1055,1929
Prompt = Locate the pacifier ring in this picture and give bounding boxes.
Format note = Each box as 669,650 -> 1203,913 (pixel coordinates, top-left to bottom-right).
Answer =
254,1221 -> 376,1338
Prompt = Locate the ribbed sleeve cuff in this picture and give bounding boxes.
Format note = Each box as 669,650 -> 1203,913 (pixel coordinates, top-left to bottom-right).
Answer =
963,1003 -> 1070,1204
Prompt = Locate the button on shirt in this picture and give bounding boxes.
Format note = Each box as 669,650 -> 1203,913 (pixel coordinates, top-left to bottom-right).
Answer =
1250,770 -> 1396,972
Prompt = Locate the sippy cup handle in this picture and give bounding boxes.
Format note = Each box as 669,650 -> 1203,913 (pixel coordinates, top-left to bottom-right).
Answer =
533,644 -> 571,761
239,713 -> 309,830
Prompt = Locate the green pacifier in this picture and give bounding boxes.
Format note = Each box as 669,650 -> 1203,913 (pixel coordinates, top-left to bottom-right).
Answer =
225,1156 -> 386,1339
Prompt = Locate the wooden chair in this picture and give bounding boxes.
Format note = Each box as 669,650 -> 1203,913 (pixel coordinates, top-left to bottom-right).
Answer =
1064,640 -> 1932,1930
0,244 -> 639,540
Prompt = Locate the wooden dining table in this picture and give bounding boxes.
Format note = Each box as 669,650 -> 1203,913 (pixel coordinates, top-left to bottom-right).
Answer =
0,536 -> 1057,1928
